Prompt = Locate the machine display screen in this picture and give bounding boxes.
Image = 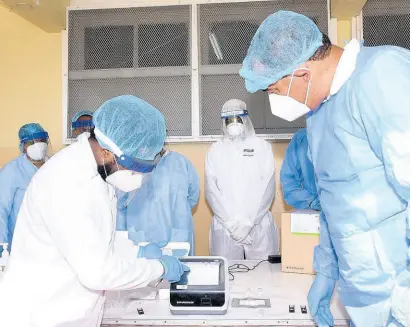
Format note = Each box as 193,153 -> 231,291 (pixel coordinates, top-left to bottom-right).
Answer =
184,261 -> 220,286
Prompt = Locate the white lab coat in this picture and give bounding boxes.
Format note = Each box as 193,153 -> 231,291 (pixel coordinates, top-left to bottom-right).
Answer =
205,136 -> 279,259
0,133 -> 163,327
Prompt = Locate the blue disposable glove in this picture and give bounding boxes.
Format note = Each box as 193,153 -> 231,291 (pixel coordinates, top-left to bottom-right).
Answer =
137,242 -> 166,259
159,255 -> 190,283
308,273 -> 336,327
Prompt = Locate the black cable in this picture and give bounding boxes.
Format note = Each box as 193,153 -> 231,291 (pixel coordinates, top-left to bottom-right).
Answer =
228,260 -> 268,281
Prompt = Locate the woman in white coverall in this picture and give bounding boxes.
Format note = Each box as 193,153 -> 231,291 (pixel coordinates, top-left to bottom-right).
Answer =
0,95 -> 188,327
205,99 -> 279,260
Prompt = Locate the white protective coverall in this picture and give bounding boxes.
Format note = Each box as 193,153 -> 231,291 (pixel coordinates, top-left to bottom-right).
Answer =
205,100 -> 279,259
0,133 -> 164,327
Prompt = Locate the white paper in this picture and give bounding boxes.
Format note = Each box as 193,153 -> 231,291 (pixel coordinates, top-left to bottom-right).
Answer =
240,299 -> 266,306
290,211 -> 320,235
185,262 -> 220,286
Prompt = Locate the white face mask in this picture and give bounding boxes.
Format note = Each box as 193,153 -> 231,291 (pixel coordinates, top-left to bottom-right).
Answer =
26,142 -> 48,161
106,170 -> 144,192
268,68 -> 311,122
227,123 -> 244,137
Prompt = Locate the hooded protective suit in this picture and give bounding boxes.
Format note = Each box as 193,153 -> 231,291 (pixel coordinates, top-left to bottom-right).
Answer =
205,99 -> 279,260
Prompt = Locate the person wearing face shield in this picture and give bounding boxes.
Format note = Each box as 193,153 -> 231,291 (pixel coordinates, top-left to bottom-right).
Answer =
71,110 -> 94,138
116,148 -> 200,256
240,10 -> 409,327
0,123 -> 49,252
0,95 -> 189,327
280,128 -> 320,211
205,99 -> 279,260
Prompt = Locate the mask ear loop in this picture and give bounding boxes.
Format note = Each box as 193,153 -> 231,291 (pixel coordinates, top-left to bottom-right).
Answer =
102,156 -> 108,179
113,155 -> 120,173
288,68 -> 311,105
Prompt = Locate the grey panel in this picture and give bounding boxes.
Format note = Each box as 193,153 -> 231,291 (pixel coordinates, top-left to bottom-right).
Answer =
67,5 -> 192,139
68,76 -> 191,138
198,0 -> 326,135
363,0 -> 410,49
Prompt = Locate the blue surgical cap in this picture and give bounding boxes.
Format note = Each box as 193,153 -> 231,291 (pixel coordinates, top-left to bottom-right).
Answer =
93,95 -> 166,161
239,11 -> 323,93
18,123 -> 48,152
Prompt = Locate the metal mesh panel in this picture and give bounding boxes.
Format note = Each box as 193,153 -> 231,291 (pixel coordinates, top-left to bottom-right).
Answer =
201,74 -> 305,136
362,0 -> 410,49
84,25 -> 134,70
198,1 -> 328,136
67,6 -> 191,139
68,76 -> 191,138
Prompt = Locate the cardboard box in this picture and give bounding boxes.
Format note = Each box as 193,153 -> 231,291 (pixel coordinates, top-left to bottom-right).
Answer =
281,210 -> 320,275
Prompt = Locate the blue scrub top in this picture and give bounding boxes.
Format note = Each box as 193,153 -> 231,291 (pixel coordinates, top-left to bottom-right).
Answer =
280,128 -> 321,210
0,155 -> 38,248
307,45 -> 409,315
117,152 -> 200,255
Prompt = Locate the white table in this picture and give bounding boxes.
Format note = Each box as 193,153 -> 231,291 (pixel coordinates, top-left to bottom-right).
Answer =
102,261 -> 349,326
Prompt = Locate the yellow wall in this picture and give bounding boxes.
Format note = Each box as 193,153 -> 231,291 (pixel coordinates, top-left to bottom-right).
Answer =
337,20 -> 352,46
0,5 -> 352,255
0,7 -> 63,160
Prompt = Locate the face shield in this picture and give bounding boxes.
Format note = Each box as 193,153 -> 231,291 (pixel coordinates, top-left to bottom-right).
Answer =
20,131 -> 52,162
94,128 -> 161,192
221,110 -> 256,141
72,116 -> 94,138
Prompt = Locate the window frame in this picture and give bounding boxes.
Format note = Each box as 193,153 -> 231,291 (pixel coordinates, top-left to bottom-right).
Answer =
63,0 -> 335,144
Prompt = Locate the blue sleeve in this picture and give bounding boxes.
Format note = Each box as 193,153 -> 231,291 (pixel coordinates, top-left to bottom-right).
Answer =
116,191 -> 128,231
0,164 -> 16,243
357,48 -> 410,204
313,212 -> 339,280
280,132 -> 318,210
357,49 -> 410,244
186,161 -> 200,209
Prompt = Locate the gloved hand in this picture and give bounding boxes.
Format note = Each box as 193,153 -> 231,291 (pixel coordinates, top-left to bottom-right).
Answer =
239,235 -> 253,245
137,242 -> 166,259
230,221 -> 253,244
308,273 -> 336,327
159,255 -> 190,283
